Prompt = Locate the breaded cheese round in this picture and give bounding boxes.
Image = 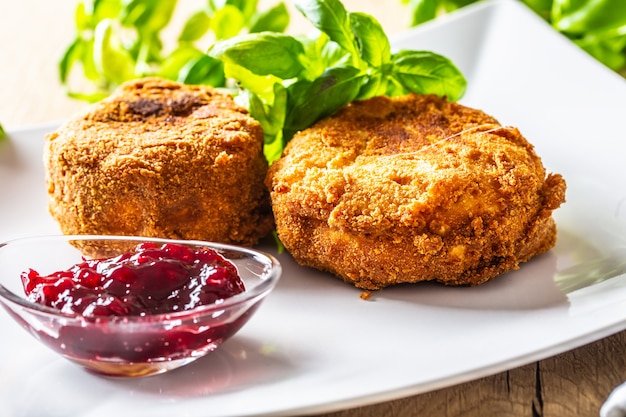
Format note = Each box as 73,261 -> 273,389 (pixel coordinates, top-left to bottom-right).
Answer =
45,77 -> 273,246
266,94 -> 566,290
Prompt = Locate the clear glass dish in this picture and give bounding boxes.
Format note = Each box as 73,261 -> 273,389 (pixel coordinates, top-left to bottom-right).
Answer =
0,235 -> 281,377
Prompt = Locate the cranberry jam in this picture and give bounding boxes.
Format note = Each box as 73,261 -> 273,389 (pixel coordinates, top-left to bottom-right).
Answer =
21,242 -> 246,317
14,241 -> 257,373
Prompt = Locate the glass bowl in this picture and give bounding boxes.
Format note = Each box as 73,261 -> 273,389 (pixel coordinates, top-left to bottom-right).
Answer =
0,235 -> 281,377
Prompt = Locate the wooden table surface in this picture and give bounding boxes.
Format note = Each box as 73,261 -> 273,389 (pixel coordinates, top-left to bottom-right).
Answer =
2,1 -> 625,416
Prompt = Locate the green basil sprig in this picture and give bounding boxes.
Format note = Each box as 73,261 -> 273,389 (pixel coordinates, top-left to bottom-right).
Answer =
60,0 -> 290,102
208,0 -> 467,163
399,0 -> 475,26
401,0 -> 626,74
0,123 -> 5,141
544,0 -> 626,72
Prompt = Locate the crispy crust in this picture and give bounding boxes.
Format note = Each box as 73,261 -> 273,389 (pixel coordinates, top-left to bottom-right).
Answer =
45,77 -> 273,246
266,94 -> 566,290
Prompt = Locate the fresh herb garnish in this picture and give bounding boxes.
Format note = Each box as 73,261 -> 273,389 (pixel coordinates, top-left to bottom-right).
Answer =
0,123 -> 5,141
208,0 -> 467,163
399,0 -> 475,26
59,0 -> 467,163
538,0 -> 626,72
400,0 -> 626,74
60,0 -> 290,102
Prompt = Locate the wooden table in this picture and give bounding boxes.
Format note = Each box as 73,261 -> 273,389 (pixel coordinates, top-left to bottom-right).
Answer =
2,1 -> 625,416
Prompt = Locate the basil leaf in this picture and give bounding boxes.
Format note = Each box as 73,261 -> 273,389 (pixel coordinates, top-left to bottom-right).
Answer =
238,0 -> 260,22
390,49 -> 466,101
0,123 -> 6,141
209,0 -> 258,22
406,0 -> 438,25
298,33 -> 350,79
93,18 -> 135,84
552,0 -> 626,34
315,34 -> 350,65
75,0 -> 122,32
59,38 -> 84,84
67,91 -> 110,102
521,0 -> 553,20
384,76 -> 408,97
132,32 -> 164,67
88,0 -> 122,26
205,0 -> 468,163
75,1 -> 91,30
61,0 -> 291,101
178,55 -> 225,86
211,5 -> 246,40
349,12 -> 391,67
293,0 -> 360,58
355,66 -> 392,99
80,38 -> 102,81
574,27 -> 626,70
159,45 -> 204,79
60,37 -> 109,103
264,131 -> 286,164
243,84 -> 287,137
443,0 -> 477,11
121,0 -> 177,34
283,66 -> 364,139
208,32 -> 306,79
178,10 -> 211,42
249,2 -> 290,33
241,84 -> 288,162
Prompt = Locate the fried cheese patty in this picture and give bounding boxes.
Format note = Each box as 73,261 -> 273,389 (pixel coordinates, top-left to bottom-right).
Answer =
45,77 -> 273,246
266,94 -> 566,290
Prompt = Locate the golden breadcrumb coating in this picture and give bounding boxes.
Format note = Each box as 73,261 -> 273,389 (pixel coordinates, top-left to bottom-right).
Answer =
45,77 -> 273,246
266,94 -> 566,290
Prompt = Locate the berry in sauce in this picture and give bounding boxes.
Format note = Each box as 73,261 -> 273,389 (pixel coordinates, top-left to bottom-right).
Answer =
21,242 -> 245,317
17,242 -> 254,368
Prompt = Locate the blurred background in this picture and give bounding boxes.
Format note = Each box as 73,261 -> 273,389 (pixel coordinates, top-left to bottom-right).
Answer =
0,0 -> 408,129
1,0 -> 624,130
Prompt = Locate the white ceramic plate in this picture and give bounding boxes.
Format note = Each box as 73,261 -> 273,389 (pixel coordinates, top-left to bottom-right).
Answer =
2,0 -> 626,415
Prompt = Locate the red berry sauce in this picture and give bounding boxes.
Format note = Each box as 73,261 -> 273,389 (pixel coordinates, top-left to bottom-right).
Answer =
21,242 -> 245,317
17,242 -> 253,369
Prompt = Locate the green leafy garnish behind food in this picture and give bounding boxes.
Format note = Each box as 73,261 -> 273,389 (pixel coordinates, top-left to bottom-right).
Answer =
0,123 -> 5,141
400,0 -> 626,73
60,0 -> 290,102
59,0 -> 467,164
208,0 -> 466,163
399,0 -> 476,26
541,0 -> 626,72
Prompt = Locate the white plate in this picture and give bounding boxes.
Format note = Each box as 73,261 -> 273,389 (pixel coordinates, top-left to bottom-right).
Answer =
2,0 -> 626,415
